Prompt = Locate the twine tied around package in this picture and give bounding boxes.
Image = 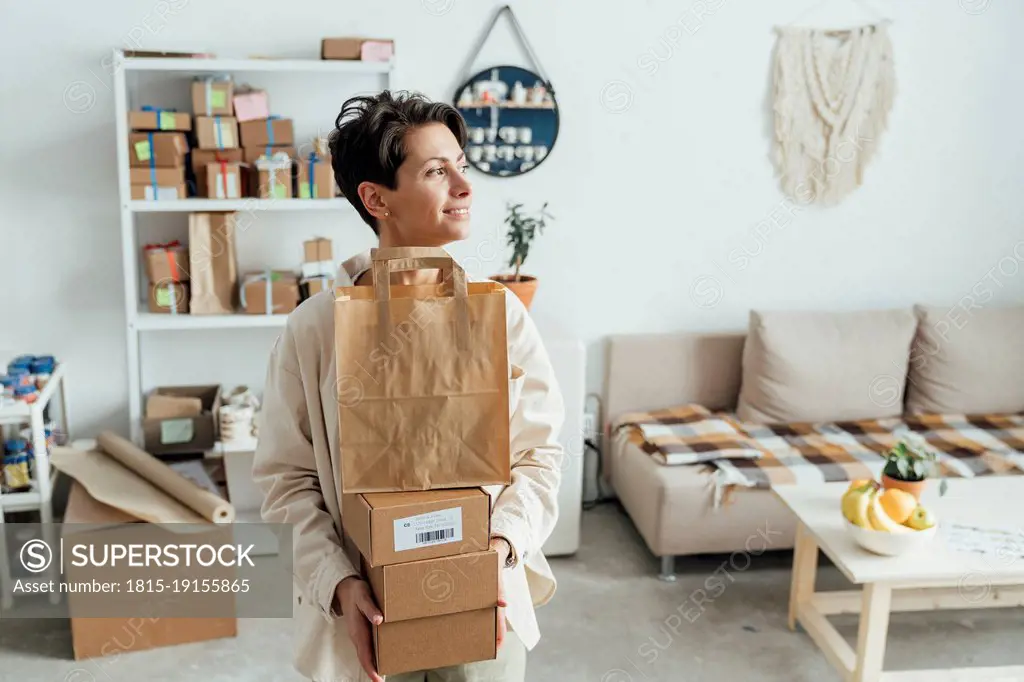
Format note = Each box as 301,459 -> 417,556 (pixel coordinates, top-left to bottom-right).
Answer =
255,152 -> 290,199
263,115 -> 281,158
143,240 -> 185,283
239,269 -> 279,315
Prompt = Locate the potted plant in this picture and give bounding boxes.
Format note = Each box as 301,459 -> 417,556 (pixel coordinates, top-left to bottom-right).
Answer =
881,435 -> 947,500
490,201 -> 553,309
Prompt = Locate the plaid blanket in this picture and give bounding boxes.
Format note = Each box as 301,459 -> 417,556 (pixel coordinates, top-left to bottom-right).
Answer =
614,405 -> 1024,504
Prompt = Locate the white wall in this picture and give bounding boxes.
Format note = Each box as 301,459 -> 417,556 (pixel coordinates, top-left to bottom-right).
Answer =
1,0 -> 1022,438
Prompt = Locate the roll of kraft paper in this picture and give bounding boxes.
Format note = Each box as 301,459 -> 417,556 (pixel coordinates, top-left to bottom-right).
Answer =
50,431 -> 235,524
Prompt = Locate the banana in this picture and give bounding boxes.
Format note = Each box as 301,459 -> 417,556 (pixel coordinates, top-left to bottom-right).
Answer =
867,489 -> 912,533
841,484 -> 877,527
850,487 -> 874,529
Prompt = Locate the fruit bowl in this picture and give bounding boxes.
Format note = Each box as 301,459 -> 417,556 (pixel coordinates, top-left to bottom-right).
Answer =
845,519 -> 937,556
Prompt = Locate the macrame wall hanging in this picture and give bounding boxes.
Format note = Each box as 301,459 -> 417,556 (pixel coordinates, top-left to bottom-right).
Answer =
772,22 -> 895,205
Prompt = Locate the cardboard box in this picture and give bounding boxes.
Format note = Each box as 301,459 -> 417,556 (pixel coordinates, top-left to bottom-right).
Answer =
322,37 -> 395,61
130,166 -> 186,185
366,550 -> 498,623
232,87 -> 269,122
195,116 -> 239,150
143,242 -> 189,283
142,384 -> 221,455
191,78 -> 233,116
238,117 -> 294,148
253,164 -> 292,199
146,392 -> 202,419
205,162 -> 243,199
128,109 -> 191,132
374,608 -> 496,676
303,237 -> 333,263
191,148 -> 244,172
242,145 -> 295,164
148,281 -> 190,314
341,488 -> 490,567
296,154 -> 336,198
241,271 -> 300,314
129,132 -> 188,167
130,183 -> 187,200
63,481 -> 237,660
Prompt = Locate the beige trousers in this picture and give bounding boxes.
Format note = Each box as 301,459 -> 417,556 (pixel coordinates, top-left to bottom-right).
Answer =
383,632 -> 526,682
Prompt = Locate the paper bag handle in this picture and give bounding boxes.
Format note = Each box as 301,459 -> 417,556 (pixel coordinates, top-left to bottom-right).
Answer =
370,247 -> 470,351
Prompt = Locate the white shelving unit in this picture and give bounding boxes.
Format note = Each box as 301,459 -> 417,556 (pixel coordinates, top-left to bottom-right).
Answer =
0,362 -> 69,518
1,363 -> 69,609
112,49 -> 395,446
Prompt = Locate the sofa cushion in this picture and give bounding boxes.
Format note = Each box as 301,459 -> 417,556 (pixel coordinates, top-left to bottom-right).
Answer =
905,304 -> 1024,415
736,309 -> 917,424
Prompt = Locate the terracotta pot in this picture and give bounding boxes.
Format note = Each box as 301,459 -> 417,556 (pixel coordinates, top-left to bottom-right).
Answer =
881,474 -> 927,501
490,274 -> 538,309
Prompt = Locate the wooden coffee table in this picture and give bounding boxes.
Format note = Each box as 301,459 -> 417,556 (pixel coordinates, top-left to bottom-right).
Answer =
774,478 -> 1024,682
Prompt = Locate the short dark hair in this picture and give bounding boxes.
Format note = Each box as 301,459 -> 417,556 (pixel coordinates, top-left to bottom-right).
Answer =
328,90 -> 468,235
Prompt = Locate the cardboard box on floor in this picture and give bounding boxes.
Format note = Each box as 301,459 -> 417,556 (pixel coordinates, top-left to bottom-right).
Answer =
341,488 -> 491,567
62,481 -> 237,660
142,384 -> 220,455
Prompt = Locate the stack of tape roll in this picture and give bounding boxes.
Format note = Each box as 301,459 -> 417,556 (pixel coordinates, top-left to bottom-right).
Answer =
219,404 -> 254,442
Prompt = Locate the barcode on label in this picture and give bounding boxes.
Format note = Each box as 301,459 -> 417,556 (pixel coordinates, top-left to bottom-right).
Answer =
394,507 -> 463,552
415,528 -> 455,544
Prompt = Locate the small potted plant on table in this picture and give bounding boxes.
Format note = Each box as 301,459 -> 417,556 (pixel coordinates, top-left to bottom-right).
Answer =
881,435 -> 947,500
490,201 -> 553,310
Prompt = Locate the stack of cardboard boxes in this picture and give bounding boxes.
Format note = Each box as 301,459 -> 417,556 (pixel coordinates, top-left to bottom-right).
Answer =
191,77 -> 243,198
126,77 -> 339,201
142,240 -> 190,314
128,109 -> 190,200
341,489 -> 500,675
300,237 -> 335,298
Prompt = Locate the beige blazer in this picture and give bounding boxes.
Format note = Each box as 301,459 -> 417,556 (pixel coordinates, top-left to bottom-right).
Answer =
252,250 -> 565,682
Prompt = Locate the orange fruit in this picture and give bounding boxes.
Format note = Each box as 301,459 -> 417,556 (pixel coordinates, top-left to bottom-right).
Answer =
879,488 -> 917,525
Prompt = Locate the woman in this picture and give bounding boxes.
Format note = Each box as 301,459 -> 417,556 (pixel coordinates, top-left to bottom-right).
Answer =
253,91 -> 565,682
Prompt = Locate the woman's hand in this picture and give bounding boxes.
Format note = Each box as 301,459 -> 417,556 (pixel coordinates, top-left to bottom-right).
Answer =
490,537 -> 511,651
336,576 -> 384,682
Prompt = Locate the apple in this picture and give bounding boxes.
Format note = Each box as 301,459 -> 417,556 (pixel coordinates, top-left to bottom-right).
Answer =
905,505 -> 936,530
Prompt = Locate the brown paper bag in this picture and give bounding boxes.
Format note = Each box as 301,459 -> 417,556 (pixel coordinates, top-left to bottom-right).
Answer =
335,247 -> 511,492
189,212 -> 239,314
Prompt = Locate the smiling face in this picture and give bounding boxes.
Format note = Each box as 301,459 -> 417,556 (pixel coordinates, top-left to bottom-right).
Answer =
360,122 -> 473,247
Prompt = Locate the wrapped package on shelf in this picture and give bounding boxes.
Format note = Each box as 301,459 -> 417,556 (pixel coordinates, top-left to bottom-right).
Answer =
232,87 -> 270,123
240,270 -> 300,315
195,115 -> 239,151
252,152 -> 292,199
128,107 -> 191,132
191,77 -> 233,116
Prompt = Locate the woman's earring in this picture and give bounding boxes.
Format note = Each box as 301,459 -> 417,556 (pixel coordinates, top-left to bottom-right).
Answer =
383,211 -> 390,217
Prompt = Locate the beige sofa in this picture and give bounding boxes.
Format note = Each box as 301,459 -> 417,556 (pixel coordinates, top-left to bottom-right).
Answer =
602,306 -> 1024,580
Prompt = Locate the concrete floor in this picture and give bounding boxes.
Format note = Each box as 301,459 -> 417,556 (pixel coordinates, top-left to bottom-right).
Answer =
3,503 -> 1022,681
